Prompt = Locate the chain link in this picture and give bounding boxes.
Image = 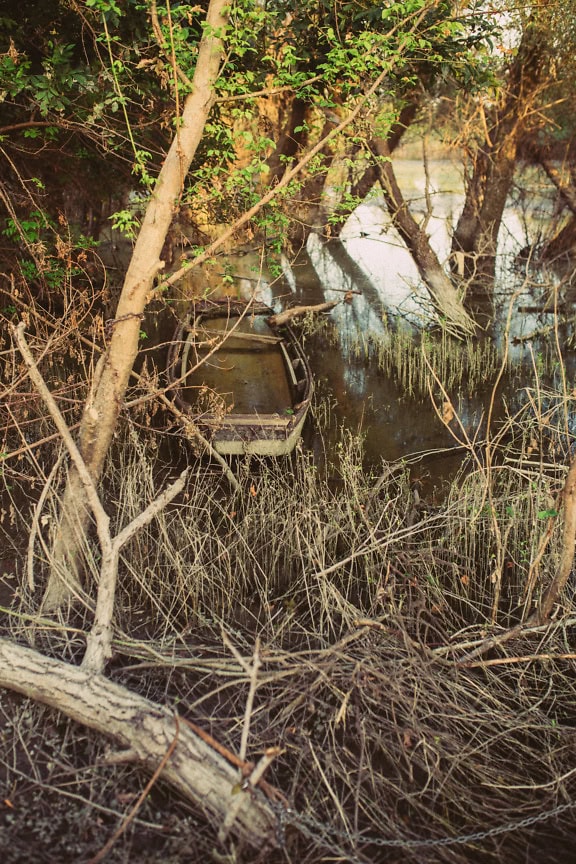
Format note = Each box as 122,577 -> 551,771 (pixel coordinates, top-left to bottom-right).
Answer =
273,797 -> 576,855
104,312 -> 145,334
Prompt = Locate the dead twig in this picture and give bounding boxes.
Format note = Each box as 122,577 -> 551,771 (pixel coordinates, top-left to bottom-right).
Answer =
461,652 -> 576,669
268,301 -> 338,328
82,466 -> 189,673
14,321 -> 190,672
88,715 -> 181,864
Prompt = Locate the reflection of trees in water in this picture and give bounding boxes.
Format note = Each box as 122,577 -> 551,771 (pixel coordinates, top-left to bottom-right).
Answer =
285,207 -> 576,482
306,235 -> 389,341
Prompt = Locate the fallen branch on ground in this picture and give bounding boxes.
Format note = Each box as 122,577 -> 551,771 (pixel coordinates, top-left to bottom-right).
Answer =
0,638 -> 279,850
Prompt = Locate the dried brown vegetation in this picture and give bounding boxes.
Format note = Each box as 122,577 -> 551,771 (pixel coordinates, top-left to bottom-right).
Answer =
1,407 -> 576,862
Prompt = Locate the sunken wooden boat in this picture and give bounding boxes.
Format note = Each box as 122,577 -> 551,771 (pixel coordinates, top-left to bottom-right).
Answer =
167,300 -> 313,456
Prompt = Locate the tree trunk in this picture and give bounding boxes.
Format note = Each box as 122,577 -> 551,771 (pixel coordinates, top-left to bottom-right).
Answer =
265,96 -> 307,185
285,118 -> 338,249
324,98 -> 421,240
0,638 -> 278,849
349,101 -> 421,207
371,139 -> 477,335
452,17 -> 549,287
45,0 -> 229,610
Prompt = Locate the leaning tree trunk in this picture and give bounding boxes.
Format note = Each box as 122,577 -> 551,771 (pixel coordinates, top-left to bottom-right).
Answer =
45,0 -> 229,610
451,15 -> 549,287
324,97 -> 421,240
0,638 -> 278,849
371,139 -> 477,335
452,119 -> 519,286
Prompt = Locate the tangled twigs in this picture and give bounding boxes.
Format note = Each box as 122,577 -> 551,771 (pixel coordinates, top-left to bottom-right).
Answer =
461,651 -> 576,669
455,623 -> 525,665
534,452 -> 576,623
448,452 -> 576,664
13,321 -> 190,671
88,715 -> 181,864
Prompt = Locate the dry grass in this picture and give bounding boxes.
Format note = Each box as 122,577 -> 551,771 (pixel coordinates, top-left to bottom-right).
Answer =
2,414 -> 576,863
366,323 -> 502,397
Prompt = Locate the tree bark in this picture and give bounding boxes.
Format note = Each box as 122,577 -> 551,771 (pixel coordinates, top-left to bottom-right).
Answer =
265,96 -> 308,185
451,17 -> 549,286
371,139 -> 477,335
0,638 -> 278,849
45,0 -> 229,609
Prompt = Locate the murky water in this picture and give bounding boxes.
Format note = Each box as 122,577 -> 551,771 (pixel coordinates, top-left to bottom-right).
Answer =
178,314 -> 292,414
167,158 -> 575,489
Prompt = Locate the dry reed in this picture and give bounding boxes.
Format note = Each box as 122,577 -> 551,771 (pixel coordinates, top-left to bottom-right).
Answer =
2,416 -> 575,863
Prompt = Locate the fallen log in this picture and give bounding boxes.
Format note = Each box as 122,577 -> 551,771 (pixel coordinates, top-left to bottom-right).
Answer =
268,301 -> 338,328
0,638 -> 278,850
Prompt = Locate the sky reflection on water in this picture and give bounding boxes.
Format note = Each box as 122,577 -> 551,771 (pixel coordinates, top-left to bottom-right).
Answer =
276,158 -> 569,485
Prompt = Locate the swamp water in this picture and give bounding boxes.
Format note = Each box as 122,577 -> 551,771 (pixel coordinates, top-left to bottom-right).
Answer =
169,157 -> 575,490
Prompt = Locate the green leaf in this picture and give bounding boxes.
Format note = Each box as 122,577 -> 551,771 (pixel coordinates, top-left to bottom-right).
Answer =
537,509 -> 558,519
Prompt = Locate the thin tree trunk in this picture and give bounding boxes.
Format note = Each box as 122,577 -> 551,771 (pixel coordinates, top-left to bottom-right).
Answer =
451,16 -> 548,286
469,135 -> 518,283
348,101 -> 421,206
535,454 -> 576,623
265,96 -> 307,184
325,98 -> 420,240
286,119 -> 337,248
371,139 -> 477,335
45,0 -> 228,609
0,638 -> 278,849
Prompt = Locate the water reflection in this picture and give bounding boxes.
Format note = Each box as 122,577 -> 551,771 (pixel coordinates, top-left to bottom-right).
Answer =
277,238 -> 488,476
283,159 -> 570,484
166,159 -> 573,487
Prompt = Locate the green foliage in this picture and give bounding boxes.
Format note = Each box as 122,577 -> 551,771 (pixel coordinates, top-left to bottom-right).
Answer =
1,203 -> 99,298
537,508 -> 558,519
2,209 -> 49,244
86,0 -> 123,16
0,0 -> 514,282
0,39 -> 93,118
109,207 -> 141,240
327,192 -> 364,226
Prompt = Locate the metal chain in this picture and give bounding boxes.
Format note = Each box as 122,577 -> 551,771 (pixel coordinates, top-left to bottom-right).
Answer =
273,797 -> 576,854
104,312 -> 145,334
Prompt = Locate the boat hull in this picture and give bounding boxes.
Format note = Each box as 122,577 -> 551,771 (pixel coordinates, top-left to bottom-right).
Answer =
167,300 -> 313,457
204,409 -> 310,456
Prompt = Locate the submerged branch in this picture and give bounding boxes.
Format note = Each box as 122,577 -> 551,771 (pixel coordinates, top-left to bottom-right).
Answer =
268,301 -> 338,328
